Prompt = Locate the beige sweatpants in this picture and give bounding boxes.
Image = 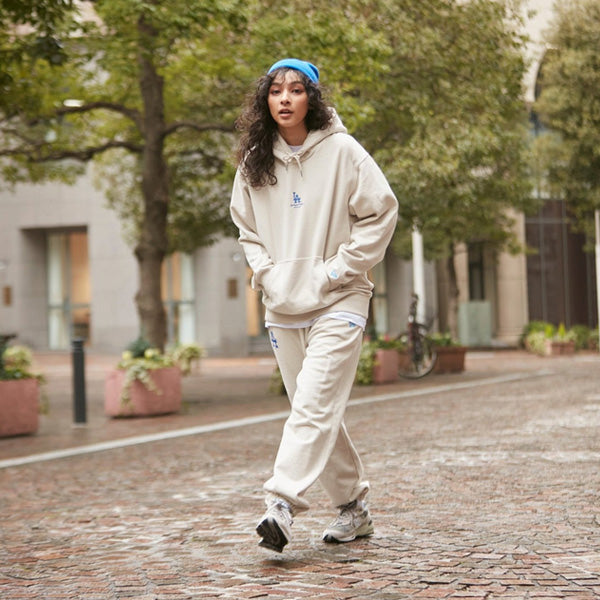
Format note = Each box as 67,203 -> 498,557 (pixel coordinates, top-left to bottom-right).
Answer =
263,317 -> 369,512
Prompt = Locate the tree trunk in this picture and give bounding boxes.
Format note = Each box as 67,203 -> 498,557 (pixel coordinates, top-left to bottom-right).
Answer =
446,245 -> 460,340
134,17 -> 168,351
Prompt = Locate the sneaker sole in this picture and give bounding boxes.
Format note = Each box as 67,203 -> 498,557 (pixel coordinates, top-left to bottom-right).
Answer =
256,518 -> 289,553
323,520 -> 374,543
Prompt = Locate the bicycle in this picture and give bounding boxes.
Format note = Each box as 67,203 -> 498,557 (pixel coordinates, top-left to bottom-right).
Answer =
397,293 -> 437,379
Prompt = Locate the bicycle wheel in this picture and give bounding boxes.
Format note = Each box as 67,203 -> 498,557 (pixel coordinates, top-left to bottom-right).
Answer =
397,327 -> 437,379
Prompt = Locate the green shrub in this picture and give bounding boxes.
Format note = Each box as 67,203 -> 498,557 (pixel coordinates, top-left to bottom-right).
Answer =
355,340 -> 377,386
525,331 -> 548,356
1,343 -> 48,412
268,367 -> 286,395
117,340 -> 204,404
126,336 -> 153,359
570,324 -> 591,350
354,335 -> 406,385
520,321 -> 555,347
590,328 -> 599,350
1,344 -> 43,382
553,323 -> 576,342
522,321 -> 586,355
426,331 -> 460,347
169,343 -> 204,375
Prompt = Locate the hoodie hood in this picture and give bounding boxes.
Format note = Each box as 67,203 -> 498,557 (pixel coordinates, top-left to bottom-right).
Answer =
273,109 -> 347,169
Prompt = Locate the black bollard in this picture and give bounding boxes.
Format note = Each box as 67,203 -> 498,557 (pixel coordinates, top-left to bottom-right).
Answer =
72,338 -> 87,425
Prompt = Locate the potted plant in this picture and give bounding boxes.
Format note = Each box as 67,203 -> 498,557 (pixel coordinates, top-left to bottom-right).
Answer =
427,331 -> 467,374
570,324 -> 592,352
0,339 -> 45,437
168,342 -> 204,375
522,322 -> 577,356
355,335 -> 405,385
546,323 -> 576,356
104,337 -> 204,418
522,321 -> 555,356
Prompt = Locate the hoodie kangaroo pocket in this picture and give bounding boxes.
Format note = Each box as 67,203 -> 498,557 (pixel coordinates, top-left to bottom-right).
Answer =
261,257 -> 330,315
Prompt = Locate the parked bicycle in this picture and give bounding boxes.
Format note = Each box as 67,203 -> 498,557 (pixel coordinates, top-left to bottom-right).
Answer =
397,293 -> 437,379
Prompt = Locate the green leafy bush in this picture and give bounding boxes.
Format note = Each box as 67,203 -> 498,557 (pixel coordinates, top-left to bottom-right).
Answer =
355,335 -> 405,385
355,340 -> 377,386
1,343 -> 48,412
590,328 -> 599,350
169,343 -> 205,375
116,339 -> 204,404
553,323 -> 576,342
525,331 -> 548,356
426,331 -> 461,347
1,344 -> 43,382
268,366 -> 286,395
569,324 -> 591,350
520,321 -> 556,348
125,336 -> 153,359
521,321 -> 585,355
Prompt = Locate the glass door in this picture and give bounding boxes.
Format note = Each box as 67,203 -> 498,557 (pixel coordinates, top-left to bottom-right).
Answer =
47,231 -> 91,349
162,253 -> 196,345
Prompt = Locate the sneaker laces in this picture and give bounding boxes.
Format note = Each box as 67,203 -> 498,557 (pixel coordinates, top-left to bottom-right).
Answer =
268,498 -> 294,522
333,500 -> 361,526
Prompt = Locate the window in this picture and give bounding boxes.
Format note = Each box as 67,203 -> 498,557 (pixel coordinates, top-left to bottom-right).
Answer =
162,253 -> 196,344
47,231 -> 91,349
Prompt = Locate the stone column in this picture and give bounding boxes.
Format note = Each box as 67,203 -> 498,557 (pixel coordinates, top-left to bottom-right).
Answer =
494,212 -> 529,345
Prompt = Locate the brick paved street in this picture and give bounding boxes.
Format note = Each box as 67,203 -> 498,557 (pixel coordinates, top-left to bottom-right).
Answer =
1,350 -> 599,599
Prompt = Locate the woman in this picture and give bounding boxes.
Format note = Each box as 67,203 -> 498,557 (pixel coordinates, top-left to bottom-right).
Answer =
230,58 -> 398,553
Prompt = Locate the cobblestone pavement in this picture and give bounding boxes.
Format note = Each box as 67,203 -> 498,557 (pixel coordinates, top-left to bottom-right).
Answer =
1,351 -> 600,599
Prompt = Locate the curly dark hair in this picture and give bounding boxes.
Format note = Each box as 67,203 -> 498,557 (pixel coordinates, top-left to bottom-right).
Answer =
235,68 -> 333,188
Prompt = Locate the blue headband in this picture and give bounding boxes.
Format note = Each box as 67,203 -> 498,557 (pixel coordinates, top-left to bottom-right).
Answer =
267,58 -> 319,83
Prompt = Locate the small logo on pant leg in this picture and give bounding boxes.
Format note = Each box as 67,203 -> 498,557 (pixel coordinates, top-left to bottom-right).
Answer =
270,330 -> 279,349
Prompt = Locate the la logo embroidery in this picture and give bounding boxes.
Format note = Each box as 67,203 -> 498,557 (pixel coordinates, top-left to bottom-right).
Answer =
290,192 -> 303,208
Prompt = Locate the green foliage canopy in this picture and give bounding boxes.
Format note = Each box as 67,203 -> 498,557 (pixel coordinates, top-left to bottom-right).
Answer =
0,0 -> 538,344
355,0 -> 536,260
534,0 -> 600,237
0,0 -> 389,251
1,0 -> 536,258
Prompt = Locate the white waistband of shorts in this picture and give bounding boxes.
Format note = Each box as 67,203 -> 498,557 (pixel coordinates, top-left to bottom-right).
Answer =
266,311 -> 366,330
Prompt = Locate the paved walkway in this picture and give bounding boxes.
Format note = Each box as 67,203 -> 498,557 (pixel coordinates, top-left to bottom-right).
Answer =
1,350 -> 599,599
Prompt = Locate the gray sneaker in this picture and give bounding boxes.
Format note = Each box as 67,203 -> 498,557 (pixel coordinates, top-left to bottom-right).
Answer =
322,498 -> 374,543
256,498 -> 293,552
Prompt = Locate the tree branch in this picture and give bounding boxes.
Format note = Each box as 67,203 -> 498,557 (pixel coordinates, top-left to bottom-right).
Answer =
29,102 -> 142,128
0,140 -> 144,162
162,121 -> 234,137
166,147 -> 227,170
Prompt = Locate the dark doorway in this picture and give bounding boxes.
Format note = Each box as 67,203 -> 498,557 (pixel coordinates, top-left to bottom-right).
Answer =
525,199 -> 597,328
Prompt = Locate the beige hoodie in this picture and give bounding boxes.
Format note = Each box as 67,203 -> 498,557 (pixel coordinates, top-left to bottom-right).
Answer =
230,112 -> 398,326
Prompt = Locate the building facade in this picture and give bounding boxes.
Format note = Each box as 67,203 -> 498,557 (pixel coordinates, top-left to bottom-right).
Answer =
1,1 -> 595,356
0,168 -> 248,356
0,163 -> 429,355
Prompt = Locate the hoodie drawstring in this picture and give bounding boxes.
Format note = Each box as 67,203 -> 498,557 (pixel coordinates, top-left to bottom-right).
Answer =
292,154 -> 303,178
283,153 -> 304,178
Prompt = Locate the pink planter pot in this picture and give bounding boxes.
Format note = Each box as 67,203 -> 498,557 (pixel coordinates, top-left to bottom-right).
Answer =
373,349 -> 399,384
0,379 -> 40,437
104,366 -> 182,417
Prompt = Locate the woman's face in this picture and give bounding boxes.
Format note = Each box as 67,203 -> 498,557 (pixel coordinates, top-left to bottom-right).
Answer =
267,70 -> 309,144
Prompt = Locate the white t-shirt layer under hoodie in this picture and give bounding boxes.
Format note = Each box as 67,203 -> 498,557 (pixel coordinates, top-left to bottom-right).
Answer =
230,110 -> 398,331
